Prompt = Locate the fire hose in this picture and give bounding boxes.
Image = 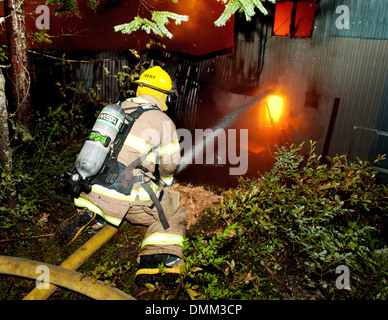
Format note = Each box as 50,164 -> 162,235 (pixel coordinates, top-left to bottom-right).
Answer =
0,255 -> 134,300
0,223 -> 135,300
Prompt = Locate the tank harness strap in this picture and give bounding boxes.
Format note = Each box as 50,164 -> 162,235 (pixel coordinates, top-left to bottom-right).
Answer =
111,104 -> 158,158
112,103 -> 170,230
141,180 -> 170,230
114,148 -> 170,230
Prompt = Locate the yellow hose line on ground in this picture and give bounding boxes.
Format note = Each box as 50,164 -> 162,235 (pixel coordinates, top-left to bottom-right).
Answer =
19,223 -> 130,300
0,255 -> 134,300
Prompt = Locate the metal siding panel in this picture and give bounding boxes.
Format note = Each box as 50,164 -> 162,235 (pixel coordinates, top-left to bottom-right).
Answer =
375,78 -> 388,175
331,0 -> 388,40
259,32 -> 388,160
238,1 -> 387,161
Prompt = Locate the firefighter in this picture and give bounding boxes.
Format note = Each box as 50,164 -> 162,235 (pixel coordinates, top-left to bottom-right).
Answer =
57,66 -> 188,288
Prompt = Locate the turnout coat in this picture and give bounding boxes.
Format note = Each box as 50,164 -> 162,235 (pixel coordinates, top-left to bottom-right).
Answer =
74,94 -> 188,261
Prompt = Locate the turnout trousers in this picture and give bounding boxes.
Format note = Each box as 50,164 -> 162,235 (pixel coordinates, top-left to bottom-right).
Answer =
75,187 -> 188,263
125,189 -> 188,263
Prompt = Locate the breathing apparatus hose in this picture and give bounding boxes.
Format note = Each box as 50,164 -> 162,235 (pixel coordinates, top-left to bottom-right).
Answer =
0,223 -> 134,300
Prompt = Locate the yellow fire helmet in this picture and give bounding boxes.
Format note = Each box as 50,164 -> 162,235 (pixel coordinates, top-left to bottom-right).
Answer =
133,66 -> 175,111
135,66 -> 173,94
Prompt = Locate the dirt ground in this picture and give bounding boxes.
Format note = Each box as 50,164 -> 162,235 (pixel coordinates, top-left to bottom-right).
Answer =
169,184 -> 224,229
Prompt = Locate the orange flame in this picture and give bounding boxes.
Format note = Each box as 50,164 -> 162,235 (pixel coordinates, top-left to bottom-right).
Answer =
266,95 -> 284,124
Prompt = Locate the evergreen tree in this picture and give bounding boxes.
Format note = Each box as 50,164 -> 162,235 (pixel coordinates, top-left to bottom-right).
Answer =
215,0 -> 277,27
46,0 -> 100,17
114,0 -> 277,38
114,11 -> 189,39
0,0 -> 101,208
4,0 -> 33,136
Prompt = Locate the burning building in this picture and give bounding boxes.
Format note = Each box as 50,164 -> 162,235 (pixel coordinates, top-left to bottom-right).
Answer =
1,0 -> 387,185
161,0 -> 388,184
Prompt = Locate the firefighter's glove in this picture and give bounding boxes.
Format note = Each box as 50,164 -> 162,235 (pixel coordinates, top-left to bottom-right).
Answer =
54,210 -> 96,246
160,175 -> 174,187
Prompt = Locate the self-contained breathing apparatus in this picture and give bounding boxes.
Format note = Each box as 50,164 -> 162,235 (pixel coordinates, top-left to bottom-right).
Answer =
59,101 -> 170,230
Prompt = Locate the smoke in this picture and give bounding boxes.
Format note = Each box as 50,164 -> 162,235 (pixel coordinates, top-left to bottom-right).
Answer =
290,105 -> 324,141
176,87 -> 274,174
212,90 -> 251,115
212,88 -> 274,131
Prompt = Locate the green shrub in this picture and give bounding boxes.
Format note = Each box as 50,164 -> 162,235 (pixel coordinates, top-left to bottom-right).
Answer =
0,105 -> 83,233
179,142 -> 388,300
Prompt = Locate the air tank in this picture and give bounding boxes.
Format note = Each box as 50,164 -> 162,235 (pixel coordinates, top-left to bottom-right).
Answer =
74,103 -> 125,180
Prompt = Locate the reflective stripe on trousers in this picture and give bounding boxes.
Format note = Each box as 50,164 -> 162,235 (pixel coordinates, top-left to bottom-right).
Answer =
73,197 -> 122,226
141,232 -> 184,249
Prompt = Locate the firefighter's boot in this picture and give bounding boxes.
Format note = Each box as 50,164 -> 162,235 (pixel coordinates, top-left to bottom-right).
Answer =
135,254 -> 182,289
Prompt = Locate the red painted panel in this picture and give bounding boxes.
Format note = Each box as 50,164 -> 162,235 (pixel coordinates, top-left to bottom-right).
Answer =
273,1 -> 293,36
0,0 -> 234,56
273,1 -> 315,37
295,1 -> 316,37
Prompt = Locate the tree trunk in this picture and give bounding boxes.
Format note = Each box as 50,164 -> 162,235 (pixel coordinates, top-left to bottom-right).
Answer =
4,0 -> 33,135
0,68 -> 16,208
0,69 -> 11,171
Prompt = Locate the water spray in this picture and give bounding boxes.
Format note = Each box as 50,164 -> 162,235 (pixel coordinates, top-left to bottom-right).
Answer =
176,88 -> 274,174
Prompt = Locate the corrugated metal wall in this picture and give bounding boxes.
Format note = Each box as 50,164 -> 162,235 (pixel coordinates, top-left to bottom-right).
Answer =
72,51 -> 130,104
259,36 -> 388,159
163,51 -> 235,130
69,50 -> 236,131
236,0 -> 388,165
